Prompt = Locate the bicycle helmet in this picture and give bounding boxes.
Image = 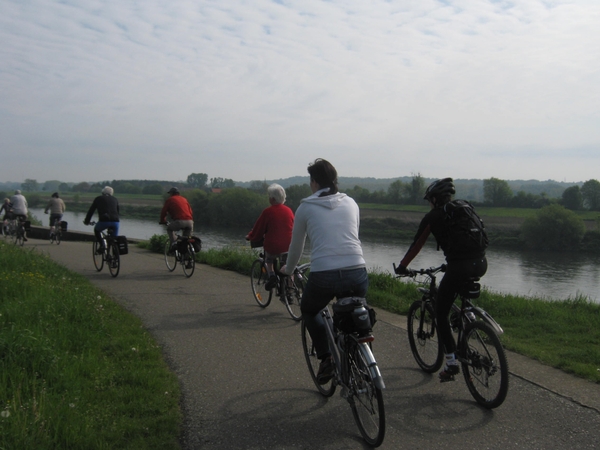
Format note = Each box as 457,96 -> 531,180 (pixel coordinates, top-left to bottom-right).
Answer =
168,187 -> 180,195
423,178 -> 455,201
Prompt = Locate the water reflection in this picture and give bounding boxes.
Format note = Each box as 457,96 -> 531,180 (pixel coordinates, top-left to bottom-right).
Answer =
29,208 -> 600,303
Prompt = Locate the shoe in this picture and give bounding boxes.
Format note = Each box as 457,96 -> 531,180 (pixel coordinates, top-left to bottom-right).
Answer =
439,364 -> 459,382
23,237 -> 28,242
317,357 -> 334,385
96,247 -> 105,255
264,275 -> 277,291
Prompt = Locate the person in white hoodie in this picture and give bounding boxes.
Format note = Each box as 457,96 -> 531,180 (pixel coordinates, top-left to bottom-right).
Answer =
282,158 -> 368,384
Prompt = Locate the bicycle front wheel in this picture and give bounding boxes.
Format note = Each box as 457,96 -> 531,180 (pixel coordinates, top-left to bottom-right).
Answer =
348,340 -> 385,447
14,229 -> 24,246
283,276 -> 303,321
407,300 -> 444,373
250,259 -> 272,307
56,231 -> 61,245
461,321 -> 509,409
301,320 -> 335,397
164,240 -> 177,272
108,243 -> 120,278
93,241 -> 104,271
182,244 -> 195,278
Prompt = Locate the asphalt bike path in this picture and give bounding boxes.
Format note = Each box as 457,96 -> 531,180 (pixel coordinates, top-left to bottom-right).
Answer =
29,238 -> 600,449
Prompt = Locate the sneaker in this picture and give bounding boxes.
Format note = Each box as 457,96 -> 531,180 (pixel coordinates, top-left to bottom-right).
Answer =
439,364 -> 459,382
264,275 -> 277,291
317,357 -> 334,385
23,237 -> 28,242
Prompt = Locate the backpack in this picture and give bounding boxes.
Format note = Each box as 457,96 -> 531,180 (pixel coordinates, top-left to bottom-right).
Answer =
442,200 -> 488,255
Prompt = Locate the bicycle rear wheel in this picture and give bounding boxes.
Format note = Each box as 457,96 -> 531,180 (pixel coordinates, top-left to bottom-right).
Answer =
14,228 -> 24,246
55,230 -> 61,245
93,241 -> 104,271
164,240 -> 177,272
348,340 -> 386,447
250,259 -> 272,307
182,244 -> 195,278
301,320 -> 335,397
461,321 -> 509,409
283,275 -> 303,321
108,243 -> 120,278
407,300 -> 444,373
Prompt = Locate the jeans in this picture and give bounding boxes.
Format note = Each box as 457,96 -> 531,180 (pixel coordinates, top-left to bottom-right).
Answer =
436,256 -> 488,354
94,221 -> 119,244
301,267 -> 369,359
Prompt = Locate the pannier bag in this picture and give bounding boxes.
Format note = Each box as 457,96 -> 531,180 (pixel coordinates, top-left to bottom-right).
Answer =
332,297 -> 376,336
190,235 -> 202,253
60,221 -> 68,231
116,236 -> 129,255
250,238 -> 264,248
23,221 -> 31,231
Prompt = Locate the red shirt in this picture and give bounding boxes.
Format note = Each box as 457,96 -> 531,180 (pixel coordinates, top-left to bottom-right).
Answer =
160,195 -> 194,222
247,204 -> 294,255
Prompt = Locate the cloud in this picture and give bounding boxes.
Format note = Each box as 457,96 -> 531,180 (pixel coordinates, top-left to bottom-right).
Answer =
0,0 -> 599,184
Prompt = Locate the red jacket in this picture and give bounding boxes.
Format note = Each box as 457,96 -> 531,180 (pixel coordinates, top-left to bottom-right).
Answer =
160,195 -> 194,222
247,204 -> 294,255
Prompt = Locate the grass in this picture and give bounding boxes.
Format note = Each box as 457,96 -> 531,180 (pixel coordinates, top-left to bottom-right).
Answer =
0,242 -> 181,449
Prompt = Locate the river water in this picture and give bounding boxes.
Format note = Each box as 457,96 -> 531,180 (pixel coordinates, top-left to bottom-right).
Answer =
31,208 -> 600,303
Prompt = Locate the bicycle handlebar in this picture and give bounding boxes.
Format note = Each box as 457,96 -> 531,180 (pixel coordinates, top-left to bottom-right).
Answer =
393,263 -> 446,278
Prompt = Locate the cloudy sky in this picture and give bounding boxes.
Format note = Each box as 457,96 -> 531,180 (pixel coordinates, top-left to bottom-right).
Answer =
1,0 -> 599,185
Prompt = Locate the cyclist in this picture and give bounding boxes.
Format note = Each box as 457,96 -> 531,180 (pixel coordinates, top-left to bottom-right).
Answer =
245,184 -> 294,290
394,178 -> 488,382
1,198 -> 12,232
44,192 -> 66,237
83,186 -> 120,253
281,158 -> 368,384
159,187 -> 194,251
10,190 -> 28,241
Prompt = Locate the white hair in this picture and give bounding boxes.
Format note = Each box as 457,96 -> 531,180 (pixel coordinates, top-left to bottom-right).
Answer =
102,186 -> 114,196
267,184 -> 286,204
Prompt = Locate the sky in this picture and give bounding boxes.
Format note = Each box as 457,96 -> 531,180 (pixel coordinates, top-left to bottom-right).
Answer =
1,0 -> 599,185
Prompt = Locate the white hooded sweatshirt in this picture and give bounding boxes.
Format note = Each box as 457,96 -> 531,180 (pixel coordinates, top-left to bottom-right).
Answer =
284,189 -> 365,273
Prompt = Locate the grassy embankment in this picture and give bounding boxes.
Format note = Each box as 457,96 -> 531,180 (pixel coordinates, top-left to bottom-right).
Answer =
0,242 -> 181,449
144,235 -> 600,384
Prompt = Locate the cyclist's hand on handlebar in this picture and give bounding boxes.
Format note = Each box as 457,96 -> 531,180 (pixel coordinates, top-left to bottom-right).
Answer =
394,264 -> 409,276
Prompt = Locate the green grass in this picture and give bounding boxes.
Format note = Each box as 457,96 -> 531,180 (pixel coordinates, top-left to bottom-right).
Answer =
0,243 -> 181,449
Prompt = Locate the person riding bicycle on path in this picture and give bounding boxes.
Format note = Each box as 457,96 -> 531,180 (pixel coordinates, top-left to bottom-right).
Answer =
159,187 -> 194,251
83,186 -> 120,253
44,192 -> 66,237
394,178 -> 488,382
10,190 -> 29,241
1,198 -> 12,234
281,158 -> 368,384
245,184 -> 294,291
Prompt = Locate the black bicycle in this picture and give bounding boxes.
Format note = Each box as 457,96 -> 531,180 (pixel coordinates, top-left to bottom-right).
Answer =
250,252 -> 308,321
397,263 -> 509,409
88,222 -> 121,278
7,216 -> 27,246
49,217 -> 63,245
164,234 -> 199,278
301,297 -> 386,447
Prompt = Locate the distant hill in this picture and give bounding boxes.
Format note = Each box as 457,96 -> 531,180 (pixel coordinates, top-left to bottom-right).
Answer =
235,177 -> 580,201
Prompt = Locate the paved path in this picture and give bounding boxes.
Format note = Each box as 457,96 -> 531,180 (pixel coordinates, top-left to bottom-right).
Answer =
29,237 -> 600,449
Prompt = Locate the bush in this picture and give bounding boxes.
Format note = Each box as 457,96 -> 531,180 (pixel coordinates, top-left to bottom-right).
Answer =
520,204 -> 585,251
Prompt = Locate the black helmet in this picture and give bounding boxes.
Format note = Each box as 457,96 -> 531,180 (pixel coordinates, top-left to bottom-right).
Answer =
168,187 -> 179,195
423,178 -> 455,201
52,192 -> 59,198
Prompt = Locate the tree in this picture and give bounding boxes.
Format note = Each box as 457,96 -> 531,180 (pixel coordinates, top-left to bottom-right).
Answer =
21,179 -> 39,192
248,180 -> 269,193
142,183 -> 164,195
404,173 -> 425,205
187,173 -> 208,189
562,186 -> 583,210
285,184 -> 312,212
58,183 -> 71,192
520,204 -> 585,251
581,179 -> 600,211
387,180 -> 405,204
72,182 -> 91,192
483,178 -> 513,206
210,177 -> 235,189
207,188 -> 267,228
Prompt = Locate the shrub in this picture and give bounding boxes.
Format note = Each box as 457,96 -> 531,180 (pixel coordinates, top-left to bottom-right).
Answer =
520,204 -> 585,251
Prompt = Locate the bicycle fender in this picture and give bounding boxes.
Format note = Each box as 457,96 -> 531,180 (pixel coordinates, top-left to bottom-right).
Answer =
472,307 -> 504,335
359,343 -> 385,390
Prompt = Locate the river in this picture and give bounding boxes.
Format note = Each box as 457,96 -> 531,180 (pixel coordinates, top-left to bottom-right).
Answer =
30,208 -> 600,303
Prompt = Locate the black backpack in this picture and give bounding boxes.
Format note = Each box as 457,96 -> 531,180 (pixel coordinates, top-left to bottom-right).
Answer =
442,200 -> 488,255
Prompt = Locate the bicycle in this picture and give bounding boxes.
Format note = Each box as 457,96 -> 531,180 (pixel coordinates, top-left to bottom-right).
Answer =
49,217 -> 63,245
396,263 -> 509,409
164,232 -> 199,278
250,252 -> 308,321
7,216 -> 27,246
87,222 -> 121,278
301,297 -> 386,447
